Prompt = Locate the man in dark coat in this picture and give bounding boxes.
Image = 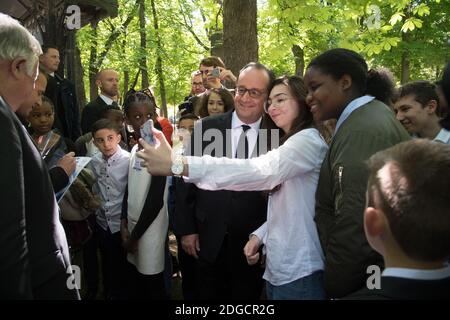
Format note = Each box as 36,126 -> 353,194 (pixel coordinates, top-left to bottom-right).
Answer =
0,13 -> 79,300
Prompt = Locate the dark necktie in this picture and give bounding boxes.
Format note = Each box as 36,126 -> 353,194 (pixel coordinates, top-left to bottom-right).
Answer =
235,125 -> 251,159
110,101 -> 119,109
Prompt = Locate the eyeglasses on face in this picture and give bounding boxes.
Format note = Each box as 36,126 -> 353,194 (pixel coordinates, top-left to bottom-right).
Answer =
264,94 -> 293,113
235,86 -> 266,99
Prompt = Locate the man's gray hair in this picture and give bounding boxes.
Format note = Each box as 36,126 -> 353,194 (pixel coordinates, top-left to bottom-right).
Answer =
0,13 -> 42,76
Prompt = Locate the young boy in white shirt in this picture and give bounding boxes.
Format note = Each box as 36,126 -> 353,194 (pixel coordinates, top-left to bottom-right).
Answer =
90,118 -> 130,299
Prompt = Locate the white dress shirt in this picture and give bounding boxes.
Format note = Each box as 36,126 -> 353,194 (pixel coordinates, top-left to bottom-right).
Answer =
433,128 -> 450,144
99,94 -> 114,106
231,111 -> 262,158
186,128 -> 328,286
382,265 -> 450,280
90,146 -> 130,233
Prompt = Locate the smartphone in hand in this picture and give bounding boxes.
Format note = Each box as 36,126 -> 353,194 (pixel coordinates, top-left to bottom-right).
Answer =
140,119 -> 156,145
211,67 -> 220,78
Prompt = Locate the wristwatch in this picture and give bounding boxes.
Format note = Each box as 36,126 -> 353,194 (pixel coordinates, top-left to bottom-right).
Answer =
171,155 -> 184,177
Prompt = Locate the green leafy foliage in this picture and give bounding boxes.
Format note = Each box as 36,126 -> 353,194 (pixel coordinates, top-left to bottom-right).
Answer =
76,0 -> 450,115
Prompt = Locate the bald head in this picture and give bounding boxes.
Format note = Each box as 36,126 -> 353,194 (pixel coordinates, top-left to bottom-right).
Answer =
96,69 -> 119,98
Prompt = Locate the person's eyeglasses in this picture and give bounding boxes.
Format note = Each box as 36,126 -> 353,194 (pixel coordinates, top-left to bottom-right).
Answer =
264,95 -> 292,113
235,87 -> 266,99
199,69 -> 213,75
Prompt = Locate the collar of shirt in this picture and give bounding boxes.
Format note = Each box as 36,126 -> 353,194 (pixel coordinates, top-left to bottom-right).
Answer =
94,145 -> 125,163
433,128 -> 450,144
231,111 -> 262,130
99,94 -> 114,106
334,95 -> 375,135
231,111 -> 262,158
49,72 -> 55,77
382,265 -> 450,280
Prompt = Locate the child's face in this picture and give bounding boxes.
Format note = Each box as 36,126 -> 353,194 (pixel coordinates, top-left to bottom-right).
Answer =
125,104 -> 154,139
93,128 -> 121,159
207,91 -> 225,116
304,66 -> 348,121
178,119 -> 196,135
28,102 -> 54,136
266,84 -> 300,134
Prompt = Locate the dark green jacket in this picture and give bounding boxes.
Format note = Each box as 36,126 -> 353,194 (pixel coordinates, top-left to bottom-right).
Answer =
315,99 -> 410,298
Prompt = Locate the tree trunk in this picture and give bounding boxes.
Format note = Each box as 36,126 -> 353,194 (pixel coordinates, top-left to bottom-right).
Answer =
292,45 -> 305,77
223,0 -> 258,76
150,0 -> 168,117
210,31 -> 224,58
88,22 -> 99,102
400,32 -> 410,84
66,31 -> 86,110
123,71 -> 129,102
42,0 -> 66,74
138,0 -> 149,89
400,52 -> 410,84
122,37 -> 129,100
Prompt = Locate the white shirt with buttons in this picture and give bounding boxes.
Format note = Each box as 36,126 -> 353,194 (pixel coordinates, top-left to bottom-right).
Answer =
90,146 -> 130,233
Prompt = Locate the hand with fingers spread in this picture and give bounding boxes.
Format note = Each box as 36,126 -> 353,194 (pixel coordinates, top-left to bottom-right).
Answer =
57,152 -> 76,177
181,234 -> 200,259
136,129 -> 174,176
243,235 -> 262,266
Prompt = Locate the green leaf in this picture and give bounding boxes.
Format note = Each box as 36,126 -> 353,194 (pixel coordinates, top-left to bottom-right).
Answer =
412,18 -> 423,28
389,12 -> 404,26
413,4 -> 430,17
401,19 -> 415,32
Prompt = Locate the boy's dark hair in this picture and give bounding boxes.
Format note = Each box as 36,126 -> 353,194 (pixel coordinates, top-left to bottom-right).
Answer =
198,88 -> 235,118
397,80 -> 440,114
239,62 -> 276,86
41,95 -> 54,111
199,56 -> 225,68
367,139 -> 450,262
41,44 -> 59,54
178,113 -> 199,124
91,119 -> 121,136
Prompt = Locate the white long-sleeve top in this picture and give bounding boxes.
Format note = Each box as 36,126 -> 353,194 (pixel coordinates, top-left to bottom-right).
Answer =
185,128 -> 328,285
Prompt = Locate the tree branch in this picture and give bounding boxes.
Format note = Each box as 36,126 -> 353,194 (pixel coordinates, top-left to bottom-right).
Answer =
95,1 -> 138,69
178,0 -> 210,51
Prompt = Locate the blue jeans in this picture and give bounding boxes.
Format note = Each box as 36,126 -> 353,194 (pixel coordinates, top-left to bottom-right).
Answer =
266,271 -> 326,300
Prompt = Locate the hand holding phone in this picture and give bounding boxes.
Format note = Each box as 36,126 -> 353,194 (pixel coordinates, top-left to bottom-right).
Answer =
211,67 -> 221,78
140,119 -> 156,145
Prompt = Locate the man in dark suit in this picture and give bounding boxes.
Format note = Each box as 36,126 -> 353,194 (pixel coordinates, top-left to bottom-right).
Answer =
81,69 -> 120,134
0,13 -> 79,299
40,45 -> 81,141
175,63 -> 275,299
347,140 -> 450,300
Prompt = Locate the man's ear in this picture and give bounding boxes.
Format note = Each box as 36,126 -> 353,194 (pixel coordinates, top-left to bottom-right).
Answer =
10,58 -> 27,79
95,79 -> 102,89
425,99 -> 438,115
339,74 -> 353,92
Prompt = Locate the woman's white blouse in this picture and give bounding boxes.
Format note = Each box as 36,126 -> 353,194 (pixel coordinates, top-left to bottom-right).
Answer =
186,128 -> 328,285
